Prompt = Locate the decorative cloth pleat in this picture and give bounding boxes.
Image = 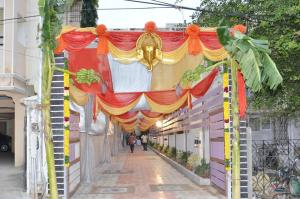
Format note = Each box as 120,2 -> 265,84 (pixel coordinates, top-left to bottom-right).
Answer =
108,54 -> 151,93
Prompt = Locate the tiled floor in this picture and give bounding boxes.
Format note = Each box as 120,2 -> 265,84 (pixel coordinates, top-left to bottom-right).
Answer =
0,152 -> 29,199
72,146 -> 225,199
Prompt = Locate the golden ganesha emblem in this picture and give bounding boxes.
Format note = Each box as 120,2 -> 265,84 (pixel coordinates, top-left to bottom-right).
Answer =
136,32 -> 163,71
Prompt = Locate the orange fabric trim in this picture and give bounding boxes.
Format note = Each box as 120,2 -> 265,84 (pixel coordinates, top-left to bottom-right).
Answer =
186,24 -> 202,55
96,24 -> 109,55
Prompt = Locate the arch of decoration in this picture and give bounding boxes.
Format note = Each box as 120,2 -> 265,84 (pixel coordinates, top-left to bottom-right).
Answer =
55,21 -> 246,133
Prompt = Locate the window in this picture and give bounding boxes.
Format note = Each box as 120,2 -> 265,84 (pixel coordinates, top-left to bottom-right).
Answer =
249,117 -> 260,131
261,118 -> 271,130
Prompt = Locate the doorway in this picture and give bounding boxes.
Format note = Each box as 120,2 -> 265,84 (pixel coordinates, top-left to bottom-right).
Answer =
0,95 -> 25,192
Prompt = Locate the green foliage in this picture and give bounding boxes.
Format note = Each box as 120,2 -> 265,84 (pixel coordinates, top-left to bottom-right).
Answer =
176,151 -> 192,166
39,0 -> 66,51
187,153 -> 200,170
75,69 -> 100,85
181,64 -> 206,86
194,159 -> 210,178
176,150 -> 183,161
191,0 -> 300,117
166,147 -> 177,159
153,143 -> 159,149
80,0 -> 98,27
39,1 -> 68,198
217,26 -> 283,92
162,145 -> 169,154
148,142 -> 154,147
158,144 -> 164,151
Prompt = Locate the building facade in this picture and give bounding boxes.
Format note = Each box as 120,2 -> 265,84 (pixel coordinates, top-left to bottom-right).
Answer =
0,0 -> 41,167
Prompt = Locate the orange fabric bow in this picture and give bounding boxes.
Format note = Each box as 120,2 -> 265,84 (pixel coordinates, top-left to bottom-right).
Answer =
54,37 -> 66,54
233,24 -> 247,34
144,21 -> 157,33
96,24 -> 109,55
186,24 -> 202,55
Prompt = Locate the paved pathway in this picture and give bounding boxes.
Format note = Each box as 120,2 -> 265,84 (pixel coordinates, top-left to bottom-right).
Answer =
73,146 -> 225,199
0,152 -> 29,199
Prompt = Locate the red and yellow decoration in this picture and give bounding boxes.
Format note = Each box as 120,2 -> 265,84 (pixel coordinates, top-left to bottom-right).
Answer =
54,22 -> 247,133
55,22 -> 228,72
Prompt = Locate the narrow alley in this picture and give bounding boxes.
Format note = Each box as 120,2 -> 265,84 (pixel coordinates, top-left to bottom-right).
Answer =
73,146 -> 224,199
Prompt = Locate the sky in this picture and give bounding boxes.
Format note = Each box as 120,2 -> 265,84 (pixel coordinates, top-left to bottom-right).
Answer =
97,0 -> 200,29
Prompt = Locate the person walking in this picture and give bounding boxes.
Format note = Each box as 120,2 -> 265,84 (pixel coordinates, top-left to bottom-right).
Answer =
128,133 -> 136,153
141,134 -> 148,151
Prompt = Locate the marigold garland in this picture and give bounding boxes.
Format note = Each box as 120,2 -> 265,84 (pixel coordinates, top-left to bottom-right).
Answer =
64,65 -> 70,167
223,66 -> 230,171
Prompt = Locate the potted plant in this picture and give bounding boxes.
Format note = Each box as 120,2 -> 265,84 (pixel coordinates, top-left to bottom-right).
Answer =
195,159 -> 210,178
187,153 -> 200,171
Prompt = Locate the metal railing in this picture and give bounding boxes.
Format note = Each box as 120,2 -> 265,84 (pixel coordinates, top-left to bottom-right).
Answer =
252,139 -> 300,198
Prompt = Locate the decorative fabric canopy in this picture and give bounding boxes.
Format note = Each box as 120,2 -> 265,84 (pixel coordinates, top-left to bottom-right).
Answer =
57,22 -> 246,132
55,24 -> 228,65
68,69 -> 219,131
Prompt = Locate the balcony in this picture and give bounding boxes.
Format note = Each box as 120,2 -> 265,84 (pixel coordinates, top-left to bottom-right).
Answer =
0,35 -> 27,94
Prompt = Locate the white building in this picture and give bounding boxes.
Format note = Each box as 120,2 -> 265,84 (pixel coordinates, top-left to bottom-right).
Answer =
0,0 -> 42,197
247,111 -> 300,141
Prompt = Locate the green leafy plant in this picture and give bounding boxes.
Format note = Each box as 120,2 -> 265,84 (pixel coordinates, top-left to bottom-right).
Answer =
166,147 -> 176,159
176,150 -> 182,161
75,69 -> 100,85
195,159 -> 210,178
218,29 -> 282,92
162,145 -> 169,154
159,144 -> 164,152
187,153 -> 200,171
177,151 -> 192,166
39,1 -> 67,198
148,142 -> 154,147
192,0 -> 300,118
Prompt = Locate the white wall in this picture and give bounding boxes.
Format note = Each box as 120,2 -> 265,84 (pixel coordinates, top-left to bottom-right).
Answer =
175,133 -> 185,151
80,133 -> 105,169
289,118 -> 300,139
25,0 -> 42,93
168,134 -> 175,148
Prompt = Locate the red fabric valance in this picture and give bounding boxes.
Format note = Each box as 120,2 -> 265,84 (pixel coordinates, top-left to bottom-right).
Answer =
56,31 -> 96,53
97,91 -> 142,108
190,68 -> 219,98
115,111 -> 138,120
68,48 -> 113,92
237,70 -> 247,118
55,27 -> 224,54
145,89 -> 188,105
141,110 -> 162,118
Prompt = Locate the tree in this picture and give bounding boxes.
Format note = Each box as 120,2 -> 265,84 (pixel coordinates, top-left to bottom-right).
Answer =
38,1 -> 101,198
182,0 -> 298,197
38,0 -> 65,198
80,0 -> 98,27
182,24 -> 283,198
191,0 -> 300,128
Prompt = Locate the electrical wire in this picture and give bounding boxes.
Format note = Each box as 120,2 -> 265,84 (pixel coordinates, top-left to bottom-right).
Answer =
124,0 -> 298,20
0,6 -> 174,25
